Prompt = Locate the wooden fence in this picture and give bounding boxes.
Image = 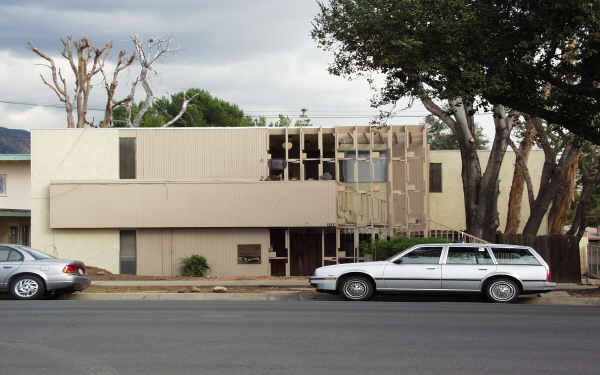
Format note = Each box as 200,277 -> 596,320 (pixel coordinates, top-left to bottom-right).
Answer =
496,234 -> 581,283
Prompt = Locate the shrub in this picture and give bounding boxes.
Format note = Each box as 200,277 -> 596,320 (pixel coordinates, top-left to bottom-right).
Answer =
361,236 -> 450,261
182,255 -> 210,277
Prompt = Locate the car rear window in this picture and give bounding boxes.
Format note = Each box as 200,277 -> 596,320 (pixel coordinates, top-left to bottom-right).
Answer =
16,246 -> 55,260
491,247 -> 541,265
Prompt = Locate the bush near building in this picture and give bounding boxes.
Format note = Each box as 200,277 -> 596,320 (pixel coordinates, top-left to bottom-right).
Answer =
182,255 -> 210,277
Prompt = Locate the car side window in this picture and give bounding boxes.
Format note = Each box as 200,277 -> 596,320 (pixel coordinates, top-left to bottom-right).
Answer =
447,247 -> 493,265
398,247 -> 443,264
7,250 -> 24,262
491,247 -> 541,265
0,247 -> 10,262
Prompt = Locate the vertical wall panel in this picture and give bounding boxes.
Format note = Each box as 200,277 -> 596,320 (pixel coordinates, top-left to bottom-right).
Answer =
132,129 -> 268,180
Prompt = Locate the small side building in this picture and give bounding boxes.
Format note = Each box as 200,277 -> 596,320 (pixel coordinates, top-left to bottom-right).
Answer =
0,154 -> 31,245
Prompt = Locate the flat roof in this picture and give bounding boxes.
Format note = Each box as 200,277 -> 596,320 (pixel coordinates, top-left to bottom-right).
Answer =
30,124 -> 421,131
0,154 -> 30,161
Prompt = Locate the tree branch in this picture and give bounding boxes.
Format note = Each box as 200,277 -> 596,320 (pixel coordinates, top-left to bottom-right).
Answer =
508,138 -> 535,209
161,93 -> 199,127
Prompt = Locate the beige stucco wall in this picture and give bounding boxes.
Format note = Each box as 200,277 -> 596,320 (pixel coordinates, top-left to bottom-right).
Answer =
429,150 -> 548,235
137,228 -> 270,277
49,180 -> 337,228
0,160 -> 30,210
31,129 -> 120,273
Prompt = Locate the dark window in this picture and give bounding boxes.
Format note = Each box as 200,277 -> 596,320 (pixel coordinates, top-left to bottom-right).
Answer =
399,247 -> 443,264
238,244 -> 261,264
491,247 -> 541,265
7,250 -> 23,262
120,230 -> 137,274
119,138 -> 136,179
0,174 -> 6,195
447,247 -> 493,265
429,163 -> 442,192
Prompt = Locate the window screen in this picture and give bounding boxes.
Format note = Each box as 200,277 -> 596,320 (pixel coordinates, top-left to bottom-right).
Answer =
238,244 -> 261,264
491,247 -> 541,265
447,247 -> 493,265
399,247 -> 443,264
429,163 -> 442,192
119,138 -> 136,179
120,230 -> 137,274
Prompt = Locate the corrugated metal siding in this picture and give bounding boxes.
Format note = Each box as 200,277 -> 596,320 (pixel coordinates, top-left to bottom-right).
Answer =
137,228 -> 269,277
133,129 -> 268,180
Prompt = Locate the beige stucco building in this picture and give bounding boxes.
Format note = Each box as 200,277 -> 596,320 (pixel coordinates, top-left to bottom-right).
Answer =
0,154 -> 31,245
31,126 -> 546,277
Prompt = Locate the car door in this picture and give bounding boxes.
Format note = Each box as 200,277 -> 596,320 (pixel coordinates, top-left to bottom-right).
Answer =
442,246 -> 496,291
0,246 -> 23,289
383,246 -> 444,290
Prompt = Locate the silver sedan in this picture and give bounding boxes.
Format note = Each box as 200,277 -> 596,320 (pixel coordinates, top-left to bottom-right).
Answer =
310,243 -> 556,302
0,244 -> 91,300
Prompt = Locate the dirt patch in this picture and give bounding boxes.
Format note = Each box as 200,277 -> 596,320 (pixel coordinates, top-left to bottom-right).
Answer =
86,266 -> 308,282
84,285 -> 315,294
567,287 -> 600,297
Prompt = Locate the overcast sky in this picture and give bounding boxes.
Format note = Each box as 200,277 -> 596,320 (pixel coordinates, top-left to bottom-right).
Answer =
0,0 -> 495,138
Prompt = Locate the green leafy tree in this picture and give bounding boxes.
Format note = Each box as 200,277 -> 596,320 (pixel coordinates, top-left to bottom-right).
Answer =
312,0 -> 591,240
113,89 -> 255,127
426,115 -> 488,150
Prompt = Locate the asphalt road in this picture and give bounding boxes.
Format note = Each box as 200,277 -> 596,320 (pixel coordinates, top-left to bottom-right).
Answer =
1,300 -> 598,375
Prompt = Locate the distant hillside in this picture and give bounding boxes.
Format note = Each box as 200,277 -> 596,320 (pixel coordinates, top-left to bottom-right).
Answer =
0,127 -> 30,154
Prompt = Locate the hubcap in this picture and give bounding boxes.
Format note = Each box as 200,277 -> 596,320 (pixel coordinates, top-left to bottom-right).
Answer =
344,279 -> 368,299
14,279 -> 39,298
490,281 -> 515,302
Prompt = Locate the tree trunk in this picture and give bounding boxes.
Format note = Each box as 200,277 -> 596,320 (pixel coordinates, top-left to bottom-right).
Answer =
548,152 -> 579,234
505,118 -> 536,233
522,142 -> 579,236
421,98 -> 512,241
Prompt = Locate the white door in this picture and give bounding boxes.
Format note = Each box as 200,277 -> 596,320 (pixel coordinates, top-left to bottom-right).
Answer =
442,246 -> 496,291
383,246 -> 444,289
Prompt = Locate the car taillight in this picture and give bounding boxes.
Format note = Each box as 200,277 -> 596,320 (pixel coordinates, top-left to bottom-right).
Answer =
546,268 -> 551,282
63,264 -> 85,274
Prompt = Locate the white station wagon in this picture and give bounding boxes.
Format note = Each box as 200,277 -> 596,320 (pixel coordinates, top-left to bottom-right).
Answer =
310,243 -> 555,302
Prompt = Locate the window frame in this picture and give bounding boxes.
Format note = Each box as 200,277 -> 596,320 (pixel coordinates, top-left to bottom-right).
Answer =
395,246 -> 444,265
489,246 -> 542,266
444,245 -> 494,265
237,244 -> 262,265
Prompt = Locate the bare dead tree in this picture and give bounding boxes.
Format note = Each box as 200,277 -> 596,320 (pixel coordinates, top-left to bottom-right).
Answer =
29,36 -> 112,128
124,35 -> 196,128
101,50 -> 136,127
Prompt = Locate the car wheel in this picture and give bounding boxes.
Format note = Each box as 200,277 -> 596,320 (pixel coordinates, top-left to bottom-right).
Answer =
10,275 -> 46,300
340,275 -> 374,301
485,278 -> 519,303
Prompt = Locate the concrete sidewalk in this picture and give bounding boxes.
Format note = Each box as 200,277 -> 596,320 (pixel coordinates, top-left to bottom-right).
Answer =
91,279 -> 310,287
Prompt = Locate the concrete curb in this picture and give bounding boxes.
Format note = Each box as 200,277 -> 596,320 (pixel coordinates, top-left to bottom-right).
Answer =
91,280 -> 310,287
64,291 -> 304,301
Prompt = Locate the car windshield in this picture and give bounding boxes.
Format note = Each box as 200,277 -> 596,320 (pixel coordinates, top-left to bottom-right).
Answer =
16,246 -> 55,260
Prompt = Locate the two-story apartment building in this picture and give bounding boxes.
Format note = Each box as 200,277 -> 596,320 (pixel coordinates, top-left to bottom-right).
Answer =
30,126 -> 547,277
0,154 -> 31,245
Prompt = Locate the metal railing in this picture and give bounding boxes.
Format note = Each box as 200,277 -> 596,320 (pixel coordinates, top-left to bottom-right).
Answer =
588,245 -> 600,279
426,219 -> 489,244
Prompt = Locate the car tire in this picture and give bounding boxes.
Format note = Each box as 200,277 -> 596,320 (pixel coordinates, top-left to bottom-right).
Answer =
485,278 -> 519,303
340,275 -> 374,301
10,275 -> 46,300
